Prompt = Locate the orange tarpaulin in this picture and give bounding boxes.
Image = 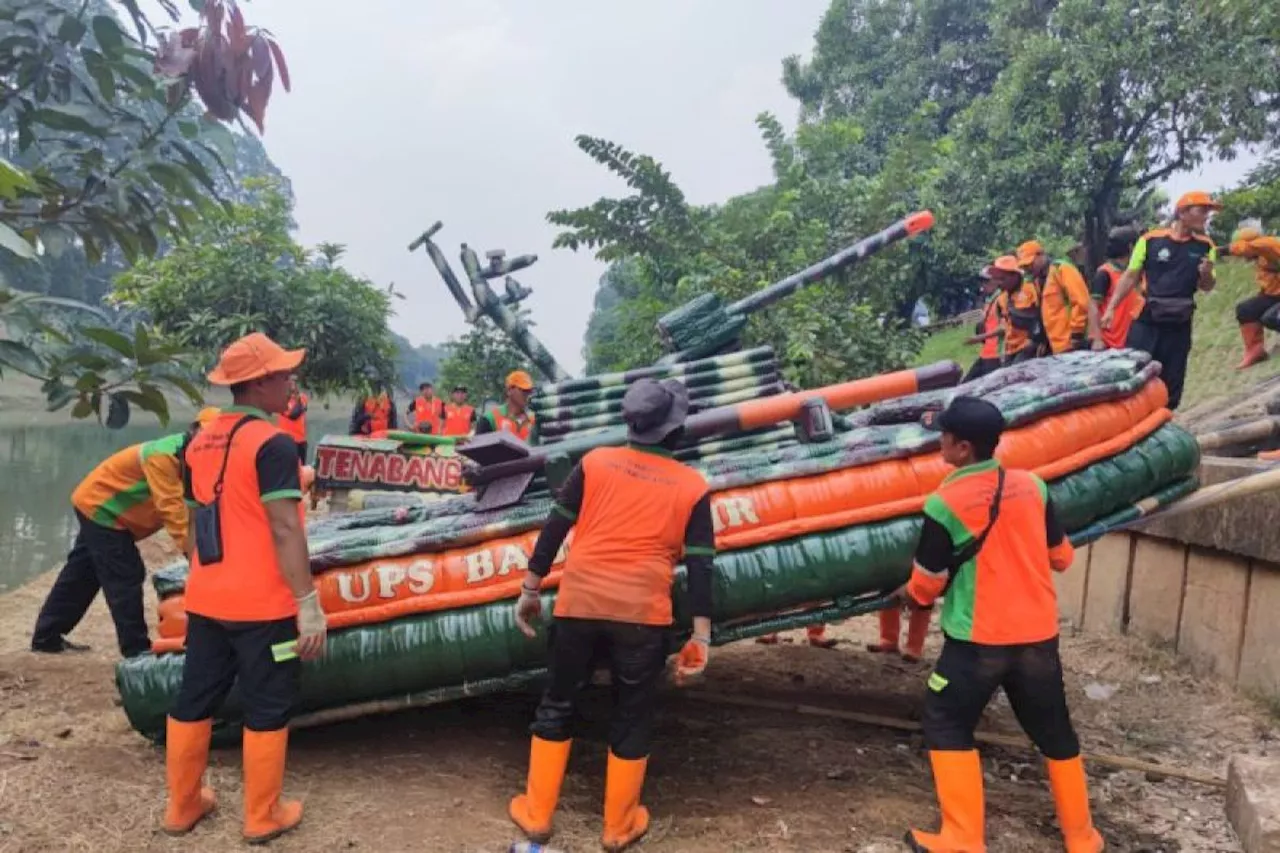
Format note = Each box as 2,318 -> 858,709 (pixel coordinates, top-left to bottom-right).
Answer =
151,380 -> 1169,653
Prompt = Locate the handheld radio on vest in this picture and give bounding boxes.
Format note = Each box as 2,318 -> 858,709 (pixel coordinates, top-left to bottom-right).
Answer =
192,415 -> 259,566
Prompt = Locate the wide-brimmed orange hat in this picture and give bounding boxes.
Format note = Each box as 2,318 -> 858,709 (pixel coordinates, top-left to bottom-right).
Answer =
506,370 -> 534,391
208,332 -> 305,386
1176,190 -> 1222,211
1015,240 -> 1044,268
989,255 -> 1022,275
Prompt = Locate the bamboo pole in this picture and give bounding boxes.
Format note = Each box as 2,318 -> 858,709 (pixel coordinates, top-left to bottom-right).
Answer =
682,691 -> 1225,788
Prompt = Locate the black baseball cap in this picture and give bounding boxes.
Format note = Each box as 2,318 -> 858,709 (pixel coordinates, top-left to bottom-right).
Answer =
922,396 -> 1005,447
452,384 -> 467,392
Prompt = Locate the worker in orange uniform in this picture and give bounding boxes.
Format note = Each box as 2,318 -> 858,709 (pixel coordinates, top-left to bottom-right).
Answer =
475,370 -> 538,443
990,255 -> 1040,365
30,410 -> 218,657
509,378 -> 715,851
1227,223 -> 1280,370
163,332 -> 327,844
1018,240 -> 1104,354
897,396 -> 1101,853
276,376 -> 309,464
408,381 -> 444,434
441,384 -> 476,436
1090,227 -> 1143,350
962,265 -> 1004,383
1103,191 -> 1220,411
349,382 -> 397,435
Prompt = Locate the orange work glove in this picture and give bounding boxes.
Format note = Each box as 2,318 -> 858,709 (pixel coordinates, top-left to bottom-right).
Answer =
674,636 -> 709,686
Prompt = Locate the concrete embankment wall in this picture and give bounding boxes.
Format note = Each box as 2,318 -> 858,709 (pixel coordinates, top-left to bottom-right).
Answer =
1056,456 -> 1280,704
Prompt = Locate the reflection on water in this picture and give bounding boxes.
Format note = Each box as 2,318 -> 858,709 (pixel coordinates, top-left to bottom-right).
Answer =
0,416 -> 348,592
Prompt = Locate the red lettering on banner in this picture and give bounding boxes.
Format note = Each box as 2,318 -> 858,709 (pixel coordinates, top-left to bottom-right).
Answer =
334,448 -> 354,480
315,446 -> 338,478
387,454 -> 406,484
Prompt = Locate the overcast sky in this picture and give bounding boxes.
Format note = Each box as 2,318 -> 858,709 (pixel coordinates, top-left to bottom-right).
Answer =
177,1 -> 1260,376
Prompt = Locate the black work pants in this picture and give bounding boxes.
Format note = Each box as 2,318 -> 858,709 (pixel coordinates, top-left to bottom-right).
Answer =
1004,347 -> 1036,366
31,511 -> 150,657
1237,294 -> 1280,328
295,441 -> 308,465
170,613 -> 301,732
922,635 -> 1080,761
962,357 -> 1000,384
1125,319 -> 1193,410
530,617 -> 668,760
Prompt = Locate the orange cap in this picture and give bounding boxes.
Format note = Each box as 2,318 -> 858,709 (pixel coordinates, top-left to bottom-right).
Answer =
990,255 -> 1022,275
1175,190 -> 1222,211
506,370 -> 534,391
207,332 -> 304,386
1015,240 -> 1044,268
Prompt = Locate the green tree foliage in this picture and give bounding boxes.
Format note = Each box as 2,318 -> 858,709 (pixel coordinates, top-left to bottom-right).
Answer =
1211,155 -> 1280,243
112,180 -> 398,397
393,333 -> 446,391
437,315 -> 535,407
0,0 -> 292,425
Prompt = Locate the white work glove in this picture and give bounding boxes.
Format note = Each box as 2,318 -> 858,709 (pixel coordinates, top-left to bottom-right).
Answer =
295,590 -> 327,661
514,580 -> 543,639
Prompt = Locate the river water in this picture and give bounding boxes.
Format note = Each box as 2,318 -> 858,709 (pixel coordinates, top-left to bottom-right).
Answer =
0,416 -> 348,592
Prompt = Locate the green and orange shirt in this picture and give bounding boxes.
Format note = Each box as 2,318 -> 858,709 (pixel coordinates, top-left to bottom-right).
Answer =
905,460 -> 1075,646
71,434 -> 190,545
527,444 -> 715,626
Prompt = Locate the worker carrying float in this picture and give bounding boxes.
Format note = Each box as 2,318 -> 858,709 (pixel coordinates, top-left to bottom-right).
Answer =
30,407 -> 220,658
1017,240 -> 1103,354
163,332 -> 326,844
476,370 -> 538,443
1103,190 -> 1219,410
895,396 -> 1102,853
1227,221 -> 1280,370
508,377 -> 715,851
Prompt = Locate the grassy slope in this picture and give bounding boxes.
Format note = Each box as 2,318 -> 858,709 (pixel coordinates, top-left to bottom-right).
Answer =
911,263 -> 1280,413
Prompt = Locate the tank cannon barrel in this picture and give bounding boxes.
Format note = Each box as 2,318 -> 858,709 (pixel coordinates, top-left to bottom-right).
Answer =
459,359 -> 961,509
655,211 -> 935,363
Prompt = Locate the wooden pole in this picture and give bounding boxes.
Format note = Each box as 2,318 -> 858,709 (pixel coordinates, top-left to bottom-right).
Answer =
682,691 -> 1225,788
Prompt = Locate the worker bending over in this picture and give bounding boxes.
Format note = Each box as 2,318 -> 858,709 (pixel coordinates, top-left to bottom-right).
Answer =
476,370 -> 538,443
163,333 -> 327,844
899,396 -> 1102,853
1091,228 -> 1143,350
1103,191 -> 1219,410
509,378 -> 714,851
441,384 -> 476,436
1018,240 -> 1103,354
30,409 -> 217,657
276,377 -> 308,464
1228,223 -> 1280,370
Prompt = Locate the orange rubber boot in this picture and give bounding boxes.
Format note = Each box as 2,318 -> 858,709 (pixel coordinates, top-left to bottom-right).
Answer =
509,736 -> 572,842
906,750 -> 986,852
903,607 -> 932,662
1238,322 -> 1269,369
1046,757 -> 1105,853
242,728 -> 303,844
1260,448 -> 1280,461
162,717 -> 217,835
807,624 -> 838,649
602,751 -> 650,852
867,607 -> 902,654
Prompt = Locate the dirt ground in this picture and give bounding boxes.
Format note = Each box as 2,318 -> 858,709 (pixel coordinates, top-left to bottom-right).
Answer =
1,539 -> 1275,853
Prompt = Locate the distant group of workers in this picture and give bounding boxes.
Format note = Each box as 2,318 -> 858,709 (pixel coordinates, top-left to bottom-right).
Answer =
965,190 -> 1280,414
348,369 -> 539,443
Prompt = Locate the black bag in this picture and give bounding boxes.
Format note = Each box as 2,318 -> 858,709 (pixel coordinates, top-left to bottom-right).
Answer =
941,468 -> 1006,595
1146,296 -> 1196,325
193,415 -> 258,566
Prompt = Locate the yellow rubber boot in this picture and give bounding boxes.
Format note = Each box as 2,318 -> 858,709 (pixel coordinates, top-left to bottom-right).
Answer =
867,607 -> 902,654
1046,756 -> 1105,853
161,717 -> 217,835
601,751 -> 650,852
1238,322 -> 1269,369
242,728 -> 303,844
906,749 -> 986,852
509,736 -> 572,842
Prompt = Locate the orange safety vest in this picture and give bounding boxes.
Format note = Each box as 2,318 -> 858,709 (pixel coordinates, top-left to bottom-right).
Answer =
364,395 -> 392,434
441,403 -> 475,436
978,293 -> 1001,360
277,391 -> 308,442
412,395 -> 444,433
554,446 -> 709,626
183,410 -> 302,622
489,405 -> 536,442
925,462 -> 1063,646
1002,280 -> 1040,356
1098,262 -> 1143,349
1039,261 -> 1090,354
